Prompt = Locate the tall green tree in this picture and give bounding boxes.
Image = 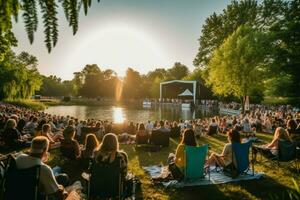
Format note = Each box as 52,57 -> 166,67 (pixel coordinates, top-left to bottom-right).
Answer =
269,0 -> 300,97
0,50 -> 42,99
79,64 -> 104,98
206,25 -> 267,110
194,0 -> 286,68
166,62 -> 189,80
122,68 -> 143,99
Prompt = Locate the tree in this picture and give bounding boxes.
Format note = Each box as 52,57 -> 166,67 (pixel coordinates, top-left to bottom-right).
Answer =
0,0 -> 100,53
194,0 -> 286,68
122,68 -> 143,99
79,64 -> 104,98
206,25 -> 267,111
269,0 -> 300,97
0,31 -> 17,62
167,62 -> 189,80
0,50 -> 42,99
146,68 -> 167,81
150,77 -> 162,98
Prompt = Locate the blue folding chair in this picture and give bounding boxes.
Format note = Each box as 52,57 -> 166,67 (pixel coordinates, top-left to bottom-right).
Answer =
231,141 -> 254,177
184,144 -> 209,180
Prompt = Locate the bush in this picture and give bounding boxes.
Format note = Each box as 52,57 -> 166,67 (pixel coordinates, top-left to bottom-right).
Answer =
3,99 -> 46,110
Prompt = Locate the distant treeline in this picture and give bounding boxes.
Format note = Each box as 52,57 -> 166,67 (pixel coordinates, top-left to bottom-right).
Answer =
37,62 -> 192,99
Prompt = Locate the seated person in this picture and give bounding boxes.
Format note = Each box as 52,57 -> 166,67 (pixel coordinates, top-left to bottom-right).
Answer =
15,136 -> 67,200
206,129 -> 241,168
40,124 -> 63,144
81,134 -> 99,169
149,120 -> 170,146
168,129 -> 197,174
94,121 -> 105,141
25,117 -> 38,136
155,120 -> 171,133
219,118 -> 227,134
136,123 -> 149,144
82,134 -> 99,159
16,118 -> 27,135
286,119 -> 298,135
60,126 -> 81,160
2,119 -> 30,148
193,120 -> 203,137
127,122 -> 136,135
207,118 -> 218,135
94,133 -> 128,179
262,117 -> 273,134
242,118 -> 252,133
170,121 -> 181,138
253,127 -> 292,159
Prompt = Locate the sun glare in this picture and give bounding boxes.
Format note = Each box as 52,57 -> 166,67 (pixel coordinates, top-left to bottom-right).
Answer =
63,23 -> 172,78
113,107 -> 125,124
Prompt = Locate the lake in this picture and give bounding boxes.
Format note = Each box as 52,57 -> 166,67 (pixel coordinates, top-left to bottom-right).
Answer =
44,105 -> 217,123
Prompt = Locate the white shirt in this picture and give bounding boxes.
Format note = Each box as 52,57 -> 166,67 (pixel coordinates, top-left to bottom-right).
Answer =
15,154 -> 60,195
146,123 -> 153,131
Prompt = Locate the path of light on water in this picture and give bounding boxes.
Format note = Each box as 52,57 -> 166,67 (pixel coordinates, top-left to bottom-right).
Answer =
113,107 -> 125,123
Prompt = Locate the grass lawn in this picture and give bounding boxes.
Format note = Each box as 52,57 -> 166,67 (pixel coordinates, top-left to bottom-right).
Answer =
48,133 -> 300,200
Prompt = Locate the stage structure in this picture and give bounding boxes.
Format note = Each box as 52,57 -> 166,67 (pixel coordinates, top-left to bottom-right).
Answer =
160,80 -> 199,105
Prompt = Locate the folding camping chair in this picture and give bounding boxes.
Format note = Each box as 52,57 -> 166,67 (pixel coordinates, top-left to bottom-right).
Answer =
184,144 -> 209,180
277,140 -> 299,170
1,155 -> 42,200
84,156 -> 136,200
85,157 -> 124,200
228,141 -> 254,178
256,139 -> 299,171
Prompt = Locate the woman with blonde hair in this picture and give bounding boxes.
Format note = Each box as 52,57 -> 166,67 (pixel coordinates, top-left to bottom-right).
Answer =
94,133 -> 128,178
253,127 -> 291,159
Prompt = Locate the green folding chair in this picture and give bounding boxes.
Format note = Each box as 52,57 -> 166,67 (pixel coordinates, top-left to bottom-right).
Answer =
184,144 -> 209,180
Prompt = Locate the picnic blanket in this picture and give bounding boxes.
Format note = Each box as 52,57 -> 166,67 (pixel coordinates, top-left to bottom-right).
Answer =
143,165 -> 264,188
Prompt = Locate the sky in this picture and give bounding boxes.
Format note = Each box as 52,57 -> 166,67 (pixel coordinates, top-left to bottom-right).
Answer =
12,0 -> 232,80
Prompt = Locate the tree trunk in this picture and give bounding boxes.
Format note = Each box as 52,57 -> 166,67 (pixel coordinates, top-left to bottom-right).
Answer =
241,96 -> 245,114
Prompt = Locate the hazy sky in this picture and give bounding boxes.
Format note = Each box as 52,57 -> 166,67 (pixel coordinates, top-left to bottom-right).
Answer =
12,0 -> 231,80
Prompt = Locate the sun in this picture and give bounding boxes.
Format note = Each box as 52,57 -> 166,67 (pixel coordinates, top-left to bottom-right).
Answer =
63,23 -> 172,78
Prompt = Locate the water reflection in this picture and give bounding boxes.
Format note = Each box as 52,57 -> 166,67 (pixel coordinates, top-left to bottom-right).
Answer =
113,107 -> 125,123
45,105 -> 216,123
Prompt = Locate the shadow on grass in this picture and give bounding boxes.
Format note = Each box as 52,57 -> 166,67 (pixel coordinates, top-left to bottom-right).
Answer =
238,177 -> 292,200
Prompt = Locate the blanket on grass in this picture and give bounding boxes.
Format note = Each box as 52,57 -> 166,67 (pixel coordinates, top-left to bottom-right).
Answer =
143,165 -> 264,188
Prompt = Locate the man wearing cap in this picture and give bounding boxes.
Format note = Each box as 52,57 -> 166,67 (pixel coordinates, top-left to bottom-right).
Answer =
15,136 -> 67,199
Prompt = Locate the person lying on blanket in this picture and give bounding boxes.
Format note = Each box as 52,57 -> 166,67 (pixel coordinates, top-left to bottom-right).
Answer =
206,129 -> 241,168
168,129 -> 197,175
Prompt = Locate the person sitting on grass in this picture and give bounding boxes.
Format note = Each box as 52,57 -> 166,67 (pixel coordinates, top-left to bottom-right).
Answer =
15,136 -> 68,200
60,126 -> 81,160
136,123 -> 149,144
155,120 -> 170,133
207,118 -> 218,135
242,118 -> 253,135
206,129 -> 241,168
81,134 -> 99,169
2,119 -> 30,149
168,129 -> 197,175
40,124 -> 63,144
253,127 -> 292,159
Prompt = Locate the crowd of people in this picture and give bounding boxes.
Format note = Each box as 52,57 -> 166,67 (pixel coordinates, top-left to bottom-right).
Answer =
0,102 -> 300,199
